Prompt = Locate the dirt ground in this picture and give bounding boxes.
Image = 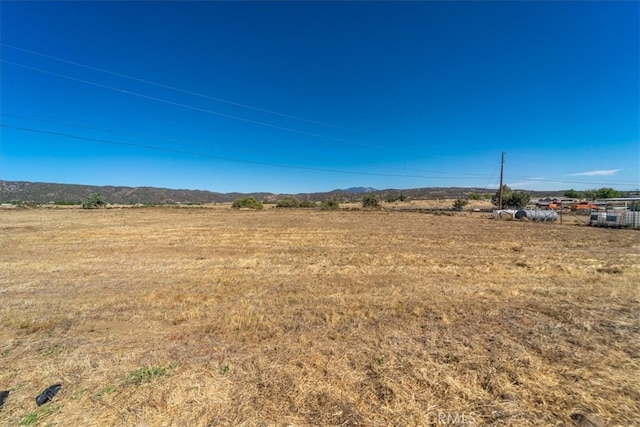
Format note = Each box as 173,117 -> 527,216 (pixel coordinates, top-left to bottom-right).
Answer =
0,207 -> 638,426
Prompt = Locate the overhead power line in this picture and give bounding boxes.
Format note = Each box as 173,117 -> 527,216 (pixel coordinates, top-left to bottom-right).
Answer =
2,60 -> 385,150
1,43 -> 370,136
3,123 -> 635,188
0,124 -> 484,181
0,113 -> 507,180
506,175 -> 639,187
0,113 -> 273,158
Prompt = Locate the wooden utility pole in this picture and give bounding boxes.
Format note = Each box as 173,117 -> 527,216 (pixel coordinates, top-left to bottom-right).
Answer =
498,152 -> 505,209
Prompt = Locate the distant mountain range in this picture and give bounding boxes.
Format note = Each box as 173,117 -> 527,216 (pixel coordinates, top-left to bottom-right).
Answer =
340,187 -> 379,193
0,180 -> 563,205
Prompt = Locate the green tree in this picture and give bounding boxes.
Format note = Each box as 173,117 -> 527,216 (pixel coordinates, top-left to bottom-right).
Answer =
563,189 -> 582,199
232,197 -> 263,209
82,193 -> 106,209
468,193 -> 481,201
299,199 -> 317,208
594,187 -> 620,199
362,193 -> 379,208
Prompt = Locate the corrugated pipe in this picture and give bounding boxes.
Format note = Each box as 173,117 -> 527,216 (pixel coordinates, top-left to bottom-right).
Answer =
514,209 -> 558,222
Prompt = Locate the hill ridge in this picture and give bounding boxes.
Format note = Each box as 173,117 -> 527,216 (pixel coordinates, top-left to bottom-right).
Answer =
0,180 -> 562,204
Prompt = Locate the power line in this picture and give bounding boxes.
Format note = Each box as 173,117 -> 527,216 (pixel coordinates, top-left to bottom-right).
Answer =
0,113 -> 507,180
1,43 -> 370,136
0,113 -> 421,168
483,155 -> 502,189
506,175 -> 639,187
4,123 -> 635,188
0,113 -> 265,157
3,48 -> 635,189
0,124 -> 487,181
2,60 -> 386,150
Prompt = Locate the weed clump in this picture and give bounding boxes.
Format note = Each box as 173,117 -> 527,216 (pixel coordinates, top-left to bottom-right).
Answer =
126,364 -> 173,385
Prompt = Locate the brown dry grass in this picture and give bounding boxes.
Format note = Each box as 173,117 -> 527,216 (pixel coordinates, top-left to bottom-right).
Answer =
0,207 -> 638,426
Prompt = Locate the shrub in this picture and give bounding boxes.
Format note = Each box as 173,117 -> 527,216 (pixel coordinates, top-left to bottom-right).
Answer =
505,191 -> 530,209
299,199 -> 317,208
362,193 -> 379,208
468,193 -> 481,201
320,199 -> 340,210
276,197 -> 300,208
385,193 -> 407,203
452,199 -> 469,211
491,186 -> 530,209
82,193 -> 106,209
232,197 -> 263,210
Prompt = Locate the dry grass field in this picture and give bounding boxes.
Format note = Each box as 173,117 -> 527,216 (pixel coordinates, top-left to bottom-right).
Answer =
1,207 -> 638,426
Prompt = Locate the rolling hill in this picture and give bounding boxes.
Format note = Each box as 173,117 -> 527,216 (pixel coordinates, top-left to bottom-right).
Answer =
0,180 -> 563,205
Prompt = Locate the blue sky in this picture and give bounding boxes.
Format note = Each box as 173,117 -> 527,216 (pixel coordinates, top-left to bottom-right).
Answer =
1,1 -> 638,193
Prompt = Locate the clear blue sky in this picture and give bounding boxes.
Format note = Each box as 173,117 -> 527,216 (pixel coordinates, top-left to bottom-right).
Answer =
1,1 -> 638,193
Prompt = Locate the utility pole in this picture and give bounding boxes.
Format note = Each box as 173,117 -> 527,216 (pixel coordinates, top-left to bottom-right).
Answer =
498,151 -> 505,209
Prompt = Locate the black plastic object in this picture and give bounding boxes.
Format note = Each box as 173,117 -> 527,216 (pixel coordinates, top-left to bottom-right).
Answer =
0,390 -> 9,410
35,384 -> 61,406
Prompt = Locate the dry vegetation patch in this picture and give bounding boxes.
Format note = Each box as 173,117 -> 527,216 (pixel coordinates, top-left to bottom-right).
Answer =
0,208 -> 638,426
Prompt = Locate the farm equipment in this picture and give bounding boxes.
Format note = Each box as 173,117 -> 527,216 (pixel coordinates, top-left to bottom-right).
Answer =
535,198 -> 598,212
570,201 -> 599,212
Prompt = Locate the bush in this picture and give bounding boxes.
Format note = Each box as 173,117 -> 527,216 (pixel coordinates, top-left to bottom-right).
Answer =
276,197 -> 300,208
385,193 -> 407,203
452,199 -> 469,211
491,186 -> 530,209
362,193 -> 379,208
468,193 -> 481,201
232,197 -> 263,210
506,191 -> 530,209
299,199 -> 317,208
82,193 -> 106,209
320,199 -> 340,210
